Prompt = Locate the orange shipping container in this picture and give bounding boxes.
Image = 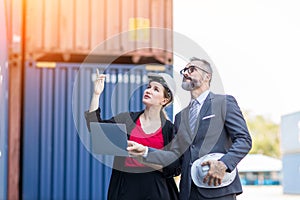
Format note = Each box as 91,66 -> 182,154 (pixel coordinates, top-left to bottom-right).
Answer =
22,0 -> 173,64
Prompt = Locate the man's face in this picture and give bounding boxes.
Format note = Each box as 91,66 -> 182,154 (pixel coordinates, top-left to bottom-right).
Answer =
180,61 -> 208,91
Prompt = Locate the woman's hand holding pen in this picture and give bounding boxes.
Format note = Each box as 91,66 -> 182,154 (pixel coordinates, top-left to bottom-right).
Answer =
89,69 -> 106,112
94,69 -> 106,96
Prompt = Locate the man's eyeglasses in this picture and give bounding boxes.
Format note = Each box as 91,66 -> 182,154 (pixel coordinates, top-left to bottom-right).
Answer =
179,65 -> 210,75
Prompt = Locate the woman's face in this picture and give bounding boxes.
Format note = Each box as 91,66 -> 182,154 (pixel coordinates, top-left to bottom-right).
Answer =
142,81 -> 169,107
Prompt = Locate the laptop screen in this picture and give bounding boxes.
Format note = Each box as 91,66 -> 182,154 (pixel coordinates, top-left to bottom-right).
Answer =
90,122 -> 129,156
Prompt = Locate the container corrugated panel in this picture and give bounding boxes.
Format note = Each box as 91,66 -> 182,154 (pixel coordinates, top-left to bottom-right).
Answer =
282,153 -> 300,194
280,111 -> 300,154
24,0 -> 173,63
5,0 -> 22,54
0,0 -> 8,198
22,61 -> 173,200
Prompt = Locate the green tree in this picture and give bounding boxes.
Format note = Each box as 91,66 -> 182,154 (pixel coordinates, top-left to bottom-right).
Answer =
244,112 -> 280,158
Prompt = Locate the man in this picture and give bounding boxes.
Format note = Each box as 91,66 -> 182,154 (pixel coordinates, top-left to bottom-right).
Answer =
128,57 -> 252,200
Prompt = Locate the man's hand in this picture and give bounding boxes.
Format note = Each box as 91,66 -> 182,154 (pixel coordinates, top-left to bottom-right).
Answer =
201,160 -> 227,186
127,140 -> 147,156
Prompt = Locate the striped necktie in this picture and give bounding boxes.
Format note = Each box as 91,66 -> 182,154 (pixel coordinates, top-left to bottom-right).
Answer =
189,99 -> 200,133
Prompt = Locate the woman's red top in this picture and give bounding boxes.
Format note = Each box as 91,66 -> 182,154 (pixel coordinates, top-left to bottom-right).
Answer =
125,118 -> 164,167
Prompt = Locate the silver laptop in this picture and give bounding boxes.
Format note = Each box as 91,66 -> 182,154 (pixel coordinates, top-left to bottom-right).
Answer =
90,122 -> 129,156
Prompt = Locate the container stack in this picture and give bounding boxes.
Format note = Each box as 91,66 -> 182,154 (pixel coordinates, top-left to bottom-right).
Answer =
3,0 -> 174,199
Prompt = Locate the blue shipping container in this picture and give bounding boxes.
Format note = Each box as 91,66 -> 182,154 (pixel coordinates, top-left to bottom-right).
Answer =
0,0 -> 8,198
282,153 -> 300,194
281,111 -> 300,154
22,61 -> 173,200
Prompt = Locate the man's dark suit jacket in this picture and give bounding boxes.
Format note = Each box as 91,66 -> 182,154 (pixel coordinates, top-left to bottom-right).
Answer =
145,92 -> 252,200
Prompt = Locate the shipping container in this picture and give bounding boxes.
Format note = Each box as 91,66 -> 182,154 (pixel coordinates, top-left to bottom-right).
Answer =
6,0 -> 173,64
4,0 -> 23,199
5,0 -> 174,198
0,0 -> 9,198
6,0 -> 173,62
281,111 -> 300,154
281,112 -> 300,194
22,61 -> 172,199
282,153 -> 300,194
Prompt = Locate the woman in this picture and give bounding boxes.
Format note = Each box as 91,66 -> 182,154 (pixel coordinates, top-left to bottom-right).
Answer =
85,69 -> 180,200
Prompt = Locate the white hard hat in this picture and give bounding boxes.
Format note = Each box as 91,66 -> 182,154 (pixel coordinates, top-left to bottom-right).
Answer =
191,153 -> 237,188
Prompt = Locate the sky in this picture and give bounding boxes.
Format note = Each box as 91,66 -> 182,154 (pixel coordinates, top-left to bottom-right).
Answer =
173,0 -> 300,123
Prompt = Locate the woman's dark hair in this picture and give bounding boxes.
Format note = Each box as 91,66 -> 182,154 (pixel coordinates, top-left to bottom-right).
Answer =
162,85 -> 173,107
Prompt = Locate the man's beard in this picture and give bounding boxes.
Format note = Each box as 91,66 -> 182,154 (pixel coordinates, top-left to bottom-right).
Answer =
181,77 -> 201,91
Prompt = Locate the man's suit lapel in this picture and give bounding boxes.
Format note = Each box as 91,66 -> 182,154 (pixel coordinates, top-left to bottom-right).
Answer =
182,93 -> 215,144
201,93 -> 213,118
181,107 -> 194,141
195,92 -> 227,157
194,92 -> 213,134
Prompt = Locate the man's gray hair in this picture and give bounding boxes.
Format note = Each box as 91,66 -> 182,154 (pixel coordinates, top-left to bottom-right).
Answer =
190,57 -> 213,74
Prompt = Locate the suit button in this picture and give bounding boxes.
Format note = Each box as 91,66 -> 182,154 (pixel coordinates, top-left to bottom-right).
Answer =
192,145 -> 195,148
